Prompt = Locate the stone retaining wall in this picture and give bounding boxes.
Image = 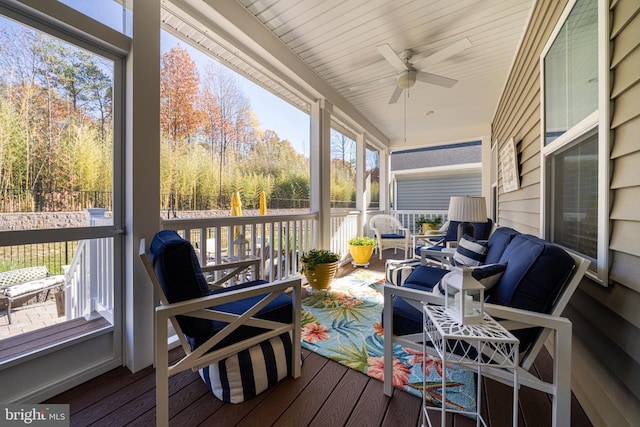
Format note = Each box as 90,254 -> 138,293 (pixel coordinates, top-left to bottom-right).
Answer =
0,209 -> 308,232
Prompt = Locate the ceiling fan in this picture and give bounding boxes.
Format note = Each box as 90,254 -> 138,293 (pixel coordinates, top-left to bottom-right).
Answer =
374,37 -> 472,104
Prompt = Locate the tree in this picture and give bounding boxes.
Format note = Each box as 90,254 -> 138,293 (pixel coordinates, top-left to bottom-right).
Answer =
201,65 -> 252,206
160,45 -> 200,143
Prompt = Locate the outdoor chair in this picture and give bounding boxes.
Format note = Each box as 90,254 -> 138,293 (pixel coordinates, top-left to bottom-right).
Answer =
369,214 -> 410,259
139,230 -> 301,427
383,233 -> 590,426
414,218 -> 494,259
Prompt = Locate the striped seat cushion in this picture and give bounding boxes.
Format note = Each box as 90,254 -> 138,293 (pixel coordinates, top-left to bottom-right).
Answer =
385,259 -> 421,286
199,332 -> 293,403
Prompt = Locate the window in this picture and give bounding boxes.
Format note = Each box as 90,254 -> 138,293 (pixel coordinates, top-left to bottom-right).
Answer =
366,145 -> 380,211
542,0 -> 607,283
0,10 -> 123,355
58,0 -> 132,36
330,129 -> 356,209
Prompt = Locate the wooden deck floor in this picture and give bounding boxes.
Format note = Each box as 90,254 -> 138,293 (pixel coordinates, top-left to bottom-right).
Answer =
45,249 -> 593,427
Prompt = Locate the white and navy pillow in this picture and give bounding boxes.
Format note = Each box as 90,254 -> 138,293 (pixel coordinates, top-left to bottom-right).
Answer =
470,263 -> 507,289
452,234 -> 488,267
199,332 -> 292,403
431,264 -> 506,295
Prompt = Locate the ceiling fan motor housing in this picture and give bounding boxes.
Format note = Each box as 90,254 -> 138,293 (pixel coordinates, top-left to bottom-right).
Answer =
397,69 -> 417,89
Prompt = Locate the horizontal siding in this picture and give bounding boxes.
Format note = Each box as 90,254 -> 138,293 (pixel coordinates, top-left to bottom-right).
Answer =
611,43 -> 640,97
611,79 -> 640,127
492,0 -> 565,231
610,251 -> 640,293
610,7 -> 640,66
610,150 -> 640,189
492,0 -> 640,424
610,187 -> 640,221
610,220 -> 640,256
611,115 -> 640,158
396,172 -> 481,210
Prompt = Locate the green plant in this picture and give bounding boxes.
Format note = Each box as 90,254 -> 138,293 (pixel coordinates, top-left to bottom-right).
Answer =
300,249 -> 339,273
348,236 -> 377,246
415,216 -> 443,228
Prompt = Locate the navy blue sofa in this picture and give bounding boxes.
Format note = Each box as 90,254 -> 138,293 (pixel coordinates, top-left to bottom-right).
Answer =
393,227 -> 576,352
382,227 -> 590,426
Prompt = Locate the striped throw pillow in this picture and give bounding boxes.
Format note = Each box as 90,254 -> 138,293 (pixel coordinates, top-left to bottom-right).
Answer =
199,332 -> 292,403
453,234 -> 488,267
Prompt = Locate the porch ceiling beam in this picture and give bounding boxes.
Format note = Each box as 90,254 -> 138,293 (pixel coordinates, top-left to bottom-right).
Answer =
185,0 -> 389,147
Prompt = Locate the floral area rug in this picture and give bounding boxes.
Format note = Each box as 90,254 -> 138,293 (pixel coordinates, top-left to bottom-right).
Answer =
300,268 -> 476,412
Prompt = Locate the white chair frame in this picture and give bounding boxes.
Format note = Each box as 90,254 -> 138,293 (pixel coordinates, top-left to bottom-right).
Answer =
383,251 -> 589,427
139,239 -> 302,427
369,214 -> 410,259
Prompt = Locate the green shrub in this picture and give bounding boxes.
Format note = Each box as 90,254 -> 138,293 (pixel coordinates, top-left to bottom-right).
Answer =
300,249 -> 339,272
348,236 -> 376,246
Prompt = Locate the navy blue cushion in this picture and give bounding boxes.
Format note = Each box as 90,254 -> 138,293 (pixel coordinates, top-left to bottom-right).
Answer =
189,282 -> 293,350
150,230 -> 212,338
386,266 -> 449,336
488,234 -> 575,351
444,218 -> 493,242
380,233 -> 405,239
489,234 -> 575,313
149,230 -> 293,351
484,227 -> 520,264
403,265 -> 450,290
415,244 -> 445,258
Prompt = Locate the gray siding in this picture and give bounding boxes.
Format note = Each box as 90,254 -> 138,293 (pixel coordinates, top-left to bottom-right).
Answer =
396,172 -> 481,210
491,0 -> 640,425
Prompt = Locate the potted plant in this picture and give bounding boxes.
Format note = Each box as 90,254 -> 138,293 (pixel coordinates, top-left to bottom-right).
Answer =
415,216 -> 443,234
348,236 -> 377,266
300,249 -> 340,290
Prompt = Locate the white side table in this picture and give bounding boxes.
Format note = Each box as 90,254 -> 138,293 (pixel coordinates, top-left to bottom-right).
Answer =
422,305 -> 520,427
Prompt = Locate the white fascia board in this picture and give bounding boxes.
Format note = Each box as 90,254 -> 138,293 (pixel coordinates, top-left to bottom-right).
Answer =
192,0 -> 389,146
392,162 -> 482,178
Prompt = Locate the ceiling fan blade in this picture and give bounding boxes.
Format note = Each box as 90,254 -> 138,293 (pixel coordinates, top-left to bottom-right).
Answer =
348,74 -> 396,91
414,37 -> 472,70
388,85 -> 403,104
377,43 -> 409,72
416,71 -> 458,88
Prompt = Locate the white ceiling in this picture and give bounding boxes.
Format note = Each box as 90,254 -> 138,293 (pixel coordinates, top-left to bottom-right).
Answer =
164,0 -> 534,150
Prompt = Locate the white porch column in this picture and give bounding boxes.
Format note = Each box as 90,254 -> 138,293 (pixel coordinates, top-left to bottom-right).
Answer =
356,133 -> 366,233
310,99 -> 332,249
379,148 -> 390,212
125,0 -> 160,372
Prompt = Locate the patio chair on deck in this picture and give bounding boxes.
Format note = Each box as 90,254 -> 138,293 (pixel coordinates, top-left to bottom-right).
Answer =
383,233 -> 590,426
140,230 -> 301,427
369,214 -> 410,259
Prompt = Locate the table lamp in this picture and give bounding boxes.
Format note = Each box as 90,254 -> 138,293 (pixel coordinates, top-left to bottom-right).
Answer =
448,196 -> 487,241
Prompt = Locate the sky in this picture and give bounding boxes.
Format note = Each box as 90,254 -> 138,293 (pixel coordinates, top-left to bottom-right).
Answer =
58,0 -> 311,155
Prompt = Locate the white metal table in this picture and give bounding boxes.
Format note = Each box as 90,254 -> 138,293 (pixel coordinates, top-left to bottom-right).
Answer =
422,305 -> 520,427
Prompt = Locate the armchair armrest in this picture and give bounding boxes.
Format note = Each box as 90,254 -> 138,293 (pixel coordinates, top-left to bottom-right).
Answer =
419,247 -> 455,266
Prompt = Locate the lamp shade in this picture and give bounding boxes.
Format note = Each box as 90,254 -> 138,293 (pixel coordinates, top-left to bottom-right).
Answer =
448,196 -> 487,223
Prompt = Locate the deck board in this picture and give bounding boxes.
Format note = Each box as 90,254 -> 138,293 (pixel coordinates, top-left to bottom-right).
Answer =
44,249 -> 593,427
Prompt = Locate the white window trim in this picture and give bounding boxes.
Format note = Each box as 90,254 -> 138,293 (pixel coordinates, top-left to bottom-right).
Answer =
539,0 -> 610,286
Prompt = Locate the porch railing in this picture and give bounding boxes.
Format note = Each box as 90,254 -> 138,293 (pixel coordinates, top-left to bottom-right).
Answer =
64,236 -> 113,323
392,210 -> 449,234
161,213 -> 318,282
